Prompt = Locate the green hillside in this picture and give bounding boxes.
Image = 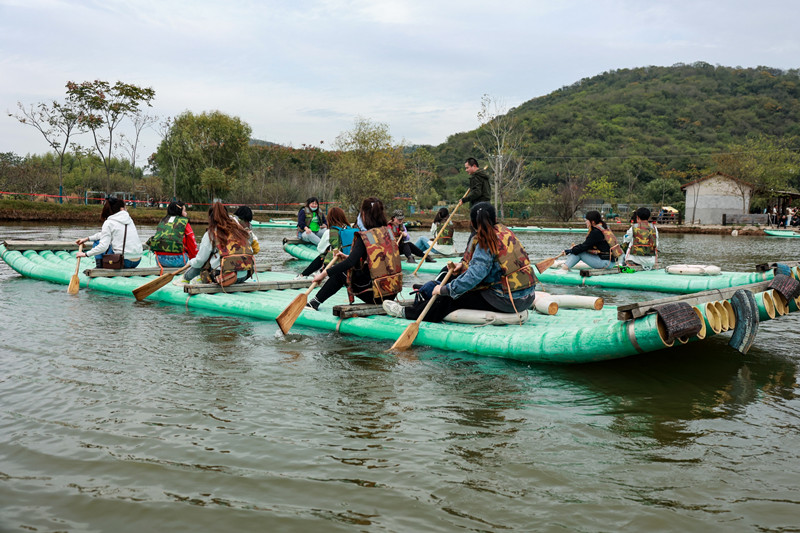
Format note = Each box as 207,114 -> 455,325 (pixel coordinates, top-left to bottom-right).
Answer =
429,63 -> 800,207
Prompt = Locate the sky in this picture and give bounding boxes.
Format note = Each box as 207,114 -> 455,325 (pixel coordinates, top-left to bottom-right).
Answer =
2,0 -> 799,167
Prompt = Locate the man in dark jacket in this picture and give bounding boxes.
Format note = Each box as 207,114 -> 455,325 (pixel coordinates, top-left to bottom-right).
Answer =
462,158 -> 491,208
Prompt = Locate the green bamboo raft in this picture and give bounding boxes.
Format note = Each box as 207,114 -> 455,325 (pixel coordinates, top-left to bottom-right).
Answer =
251,219 -> 297,228
3,241 -> 799,364
765,229 -> 800,238
507,226 -> 588,233
284,240 -> 776,293
535,265 -> 775,294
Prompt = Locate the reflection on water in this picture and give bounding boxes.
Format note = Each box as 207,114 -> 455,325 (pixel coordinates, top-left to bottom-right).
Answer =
2,223 -> 800,532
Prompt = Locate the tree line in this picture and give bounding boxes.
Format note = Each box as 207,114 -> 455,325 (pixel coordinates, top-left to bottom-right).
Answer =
5,65 -> 800,220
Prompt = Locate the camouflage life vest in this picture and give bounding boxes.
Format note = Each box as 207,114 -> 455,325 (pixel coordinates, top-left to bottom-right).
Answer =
147,216 -> 188,253
437,222 -> 455,245
304,206 -> 320,232
200,230 -> 255,286
630,222 -> 656,256
462,224 -> 537,294
599,226 -> 623,260
351,226 -> 402,300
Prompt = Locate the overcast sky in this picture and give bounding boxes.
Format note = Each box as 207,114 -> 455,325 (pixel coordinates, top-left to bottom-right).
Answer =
2,0 -> 799,166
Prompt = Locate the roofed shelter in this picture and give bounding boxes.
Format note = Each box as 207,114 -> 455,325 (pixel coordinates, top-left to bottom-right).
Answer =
682,172 -> 752,225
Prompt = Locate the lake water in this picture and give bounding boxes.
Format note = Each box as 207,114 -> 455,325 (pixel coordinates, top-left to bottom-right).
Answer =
1,223 -> 799,532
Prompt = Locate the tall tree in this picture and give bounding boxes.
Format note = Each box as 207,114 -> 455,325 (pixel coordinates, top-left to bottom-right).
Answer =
10,95 -> 83,202
152,110 -> 252,202
331,117 -> 406,211
66,80 -> 156,193
475,94 -> 526,219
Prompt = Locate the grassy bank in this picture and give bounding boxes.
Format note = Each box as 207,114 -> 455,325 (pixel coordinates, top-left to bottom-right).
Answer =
0,199 -> 205,225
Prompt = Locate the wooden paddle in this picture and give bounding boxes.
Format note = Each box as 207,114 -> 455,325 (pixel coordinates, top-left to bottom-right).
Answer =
132,263 -> 191,301
67,244 -> 83,295
276,257 -> 340,335
534,251 -> 566,274
391,262 -> 455,351
413,188 -> 470,276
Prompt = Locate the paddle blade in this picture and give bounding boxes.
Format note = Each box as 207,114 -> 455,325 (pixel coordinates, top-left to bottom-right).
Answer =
67,245 -> 82,295
133,264 -> 191,301
133,272 -> 177,301
390,322 -> 419,351
275,293 -> 307,335
67,274 -> 80,295
535,257 -> 555,274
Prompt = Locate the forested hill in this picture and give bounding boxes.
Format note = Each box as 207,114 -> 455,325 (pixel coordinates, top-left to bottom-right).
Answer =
430,63 -> 800,186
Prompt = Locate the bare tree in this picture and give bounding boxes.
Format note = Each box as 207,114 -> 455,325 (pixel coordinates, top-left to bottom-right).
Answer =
475,94 -> 526,219
10,97 -> 83,202
119,111 -> 158,202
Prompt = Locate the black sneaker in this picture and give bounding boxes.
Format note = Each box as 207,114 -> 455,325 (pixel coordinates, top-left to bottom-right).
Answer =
406,256 -> 416,264
425,256 -> 436,263
305,298 -> 320,311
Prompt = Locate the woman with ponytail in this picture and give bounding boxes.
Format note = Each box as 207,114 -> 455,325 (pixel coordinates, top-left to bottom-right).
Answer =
561,210 -> 622,271
305,197 -> 402,311
383,202 -> 536,323
175,202 -> 255,286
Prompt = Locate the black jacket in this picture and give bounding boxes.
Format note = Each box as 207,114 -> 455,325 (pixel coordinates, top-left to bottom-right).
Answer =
464,170 -> 491,207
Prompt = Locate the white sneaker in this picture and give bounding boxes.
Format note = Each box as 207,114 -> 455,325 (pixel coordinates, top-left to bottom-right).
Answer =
172,277 -> 190,287
294,273 -> 307,280
382,300 -> 404,318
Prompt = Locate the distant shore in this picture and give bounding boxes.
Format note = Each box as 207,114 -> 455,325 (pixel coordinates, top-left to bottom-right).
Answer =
0,199 -> 782,235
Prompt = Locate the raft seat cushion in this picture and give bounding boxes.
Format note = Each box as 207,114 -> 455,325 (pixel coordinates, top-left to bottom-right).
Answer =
443,309 -> 529,325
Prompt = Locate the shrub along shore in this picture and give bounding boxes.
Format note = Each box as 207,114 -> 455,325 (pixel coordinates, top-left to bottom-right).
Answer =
0,199 -> 774,235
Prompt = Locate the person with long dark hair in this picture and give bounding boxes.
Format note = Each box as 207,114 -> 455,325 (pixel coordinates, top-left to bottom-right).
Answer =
305,198 -> 401,311
383,202 -> 535,323
146,201 -> 198,268
296,207 -> 352,278
297,197 -> 327,245
75,197 -> 143,269
561,210 -> 622,270
175,202 -> 255,286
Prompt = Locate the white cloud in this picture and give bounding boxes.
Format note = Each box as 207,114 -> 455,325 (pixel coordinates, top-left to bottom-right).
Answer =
2,0 -> 799,161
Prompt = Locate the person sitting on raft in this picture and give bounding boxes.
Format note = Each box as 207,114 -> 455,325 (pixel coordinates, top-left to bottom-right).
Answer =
388,209 -> 434,264
383,202 -> 535,323
561,210 -> 622,271
413,206 -> 457,256
622,207 -> 658,270
176,202 -> 255,286
305,198 -> 402,311
232,205 -> 260,255
296,206 -> 351,279
146,201 -> 198,268
76,197 -> 142,269
297,197 -> 327,246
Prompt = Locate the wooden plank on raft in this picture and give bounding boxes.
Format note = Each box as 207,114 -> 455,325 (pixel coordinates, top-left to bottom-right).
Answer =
616,280 -> 773,321
84,264 -> 272,277
332,301 -> 414,319
579,265 -> 644,277
755,261 -> 800,272
184,278 -> 312,294
3,240 -> 84,251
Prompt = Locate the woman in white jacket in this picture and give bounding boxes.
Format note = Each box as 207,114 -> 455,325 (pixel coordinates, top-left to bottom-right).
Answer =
75,197 -> 143,268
